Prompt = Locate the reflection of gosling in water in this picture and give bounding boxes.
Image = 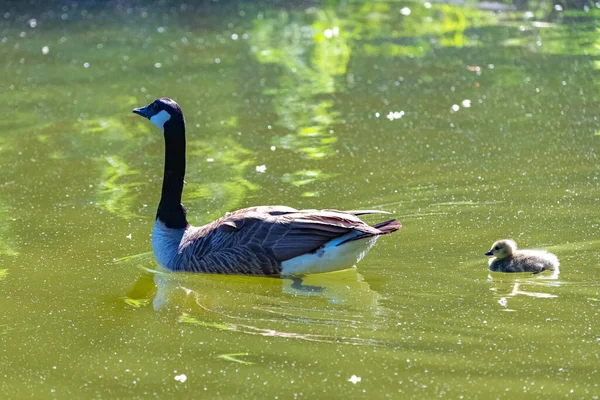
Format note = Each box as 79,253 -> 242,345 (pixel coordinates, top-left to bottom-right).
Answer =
485,239 -> 559,273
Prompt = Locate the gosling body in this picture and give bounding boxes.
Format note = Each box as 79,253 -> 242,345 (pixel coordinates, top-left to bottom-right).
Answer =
485,239 -> 559,273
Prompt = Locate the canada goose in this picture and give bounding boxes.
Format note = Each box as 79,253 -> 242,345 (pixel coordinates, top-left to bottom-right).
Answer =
485,239 -> 559,273
132,97 -> 401,275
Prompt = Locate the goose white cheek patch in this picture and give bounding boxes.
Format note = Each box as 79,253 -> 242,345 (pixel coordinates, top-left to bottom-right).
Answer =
150,110 -> 171,131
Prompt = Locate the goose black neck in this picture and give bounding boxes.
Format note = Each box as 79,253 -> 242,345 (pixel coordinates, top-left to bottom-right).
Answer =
157,116 -> 188,229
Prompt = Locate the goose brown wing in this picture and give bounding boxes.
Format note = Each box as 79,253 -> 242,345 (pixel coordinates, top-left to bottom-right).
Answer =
211,210 -> 381,262
179,208 -> 396,275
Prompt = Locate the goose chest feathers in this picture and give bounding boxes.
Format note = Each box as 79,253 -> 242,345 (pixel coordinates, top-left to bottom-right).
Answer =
133,97 -> 401,276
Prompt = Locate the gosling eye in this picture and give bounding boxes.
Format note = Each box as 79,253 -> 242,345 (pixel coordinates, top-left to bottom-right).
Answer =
494,246 -> 500,250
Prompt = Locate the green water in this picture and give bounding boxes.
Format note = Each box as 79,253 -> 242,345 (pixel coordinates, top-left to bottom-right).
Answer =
1,0 -> 599,398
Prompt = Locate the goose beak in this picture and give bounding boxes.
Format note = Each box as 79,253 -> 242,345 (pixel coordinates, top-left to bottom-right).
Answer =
133,105 -> 151,119
485,250 -> 494,256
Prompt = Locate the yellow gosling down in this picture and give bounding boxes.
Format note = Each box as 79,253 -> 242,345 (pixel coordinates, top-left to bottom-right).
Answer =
485,239 -> 559,274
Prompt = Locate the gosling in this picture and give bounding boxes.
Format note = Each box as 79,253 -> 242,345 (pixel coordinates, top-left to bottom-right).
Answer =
485,239 -> 559,273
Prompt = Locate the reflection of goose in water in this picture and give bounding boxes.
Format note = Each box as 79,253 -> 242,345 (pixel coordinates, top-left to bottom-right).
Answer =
132,98 -> 400,276
485,239 -> 559,274
121,267 -> 386,346
150,268 -> 381,311
282,270 -> 381,307
488,273 -> 561,311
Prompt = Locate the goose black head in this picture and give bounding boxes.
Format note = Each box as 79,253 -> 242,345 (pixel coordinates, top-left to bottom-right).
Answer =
133,97 -> 183,132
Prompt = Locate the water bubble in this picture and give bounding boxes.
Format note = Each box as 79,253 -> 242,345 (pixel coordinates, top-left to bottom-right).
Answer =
215,58 -> 220,64
323,27 -> 340,38
83,62 -> 90,68
231,33 -> 238,40
157,26 -> 165,33
451,104 -> 460,112
154,62 -> 162,68
28,19 -> 37,28
386,111 -> 405,121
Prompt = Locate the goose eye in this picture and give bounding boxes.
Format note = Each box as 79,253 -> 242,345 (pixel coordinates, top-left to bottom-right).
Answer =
152,103 -> 160,112
494,246 -> 500,250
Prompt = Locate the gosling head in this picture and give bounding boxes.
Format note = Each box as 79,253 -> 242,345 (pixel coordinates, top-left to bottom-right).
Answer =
485,239 -> 517,259
133,97 -> 183,132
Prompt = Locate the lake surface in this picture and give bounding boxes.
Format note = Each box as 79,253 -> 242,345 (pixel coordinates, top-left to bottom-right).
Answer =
1,0 -> 599,398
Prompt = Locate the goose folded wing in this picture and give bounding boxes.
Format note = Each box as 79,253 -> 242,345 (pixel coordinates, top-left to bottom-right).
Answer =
200,210 -> 382,263
258,211 -> 381,262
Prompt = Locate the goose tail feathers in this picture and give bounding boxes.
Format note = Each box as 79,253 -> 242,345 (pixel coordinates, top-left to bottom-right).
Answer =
336,219 -> 401,246
372,219 -> 402,233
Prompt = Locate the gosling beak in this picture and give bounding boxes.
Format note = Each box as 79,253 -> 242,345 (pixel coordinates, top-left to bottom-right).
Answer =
485,250 -> 494,256
132,105 -> 151,119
